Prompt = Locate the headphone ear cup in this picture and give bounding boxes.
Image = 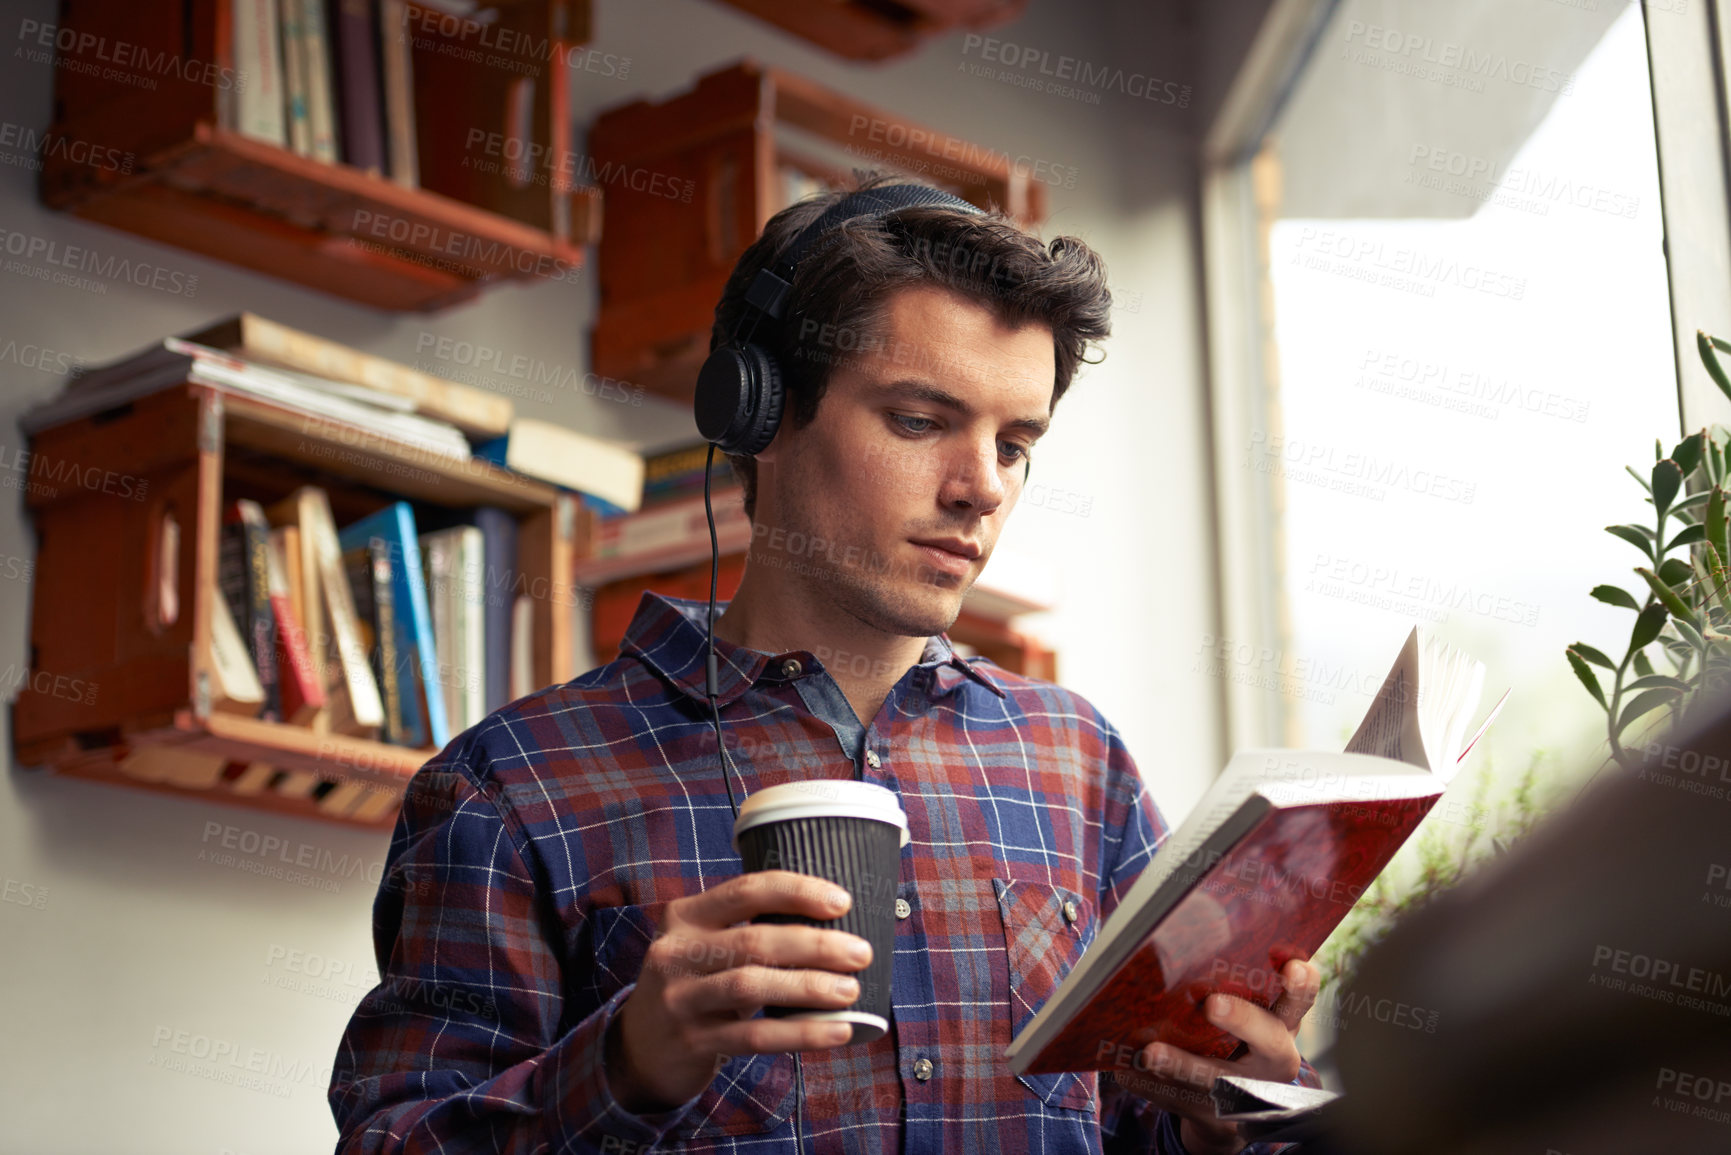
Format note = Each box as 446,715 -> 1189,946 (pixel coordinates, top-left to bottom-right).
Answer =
736,342 -> 784,457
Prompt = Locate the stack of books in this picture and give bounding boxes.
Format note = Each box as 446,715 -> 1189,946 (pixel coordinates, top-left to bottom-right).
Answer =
232,0 -> 419,185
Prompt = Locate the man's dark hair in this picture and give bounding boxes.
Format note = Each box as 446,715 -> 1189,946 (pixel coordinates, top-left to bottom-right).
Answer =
708,174 -> 1112,520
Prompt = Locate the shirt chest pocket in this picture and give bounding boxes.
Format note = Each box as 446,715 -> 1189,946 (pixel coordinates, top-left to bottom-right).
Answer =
992,877 -> 1099,1113
588,903 -> 798,1139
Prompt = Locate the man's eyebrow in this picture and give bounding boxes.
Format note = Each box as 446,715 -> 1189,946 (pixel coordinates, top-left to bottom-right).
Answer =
873,380 -> 1050,437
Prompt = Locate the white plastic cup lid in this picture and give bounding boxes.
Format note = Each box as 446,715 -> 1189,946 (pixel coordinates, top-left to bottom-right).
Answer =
732,779 -> 910,849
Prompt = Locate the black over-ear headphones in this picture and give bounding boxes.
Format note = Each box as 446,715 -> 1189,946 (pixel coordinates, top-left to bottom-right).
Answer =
693,183 -> 986,457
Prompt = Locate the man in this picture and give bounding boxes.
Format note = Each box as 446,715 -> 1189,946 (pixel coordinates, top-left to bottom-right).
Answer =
330,177 -> 1320,1154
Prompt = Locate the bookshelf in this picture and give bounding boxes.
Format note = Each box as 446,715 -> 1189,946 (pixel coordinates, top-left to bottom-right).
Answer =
577,497 -> 1058,680
38,0 -> 599,311
586,59 -> 1048,401
12,384 -> 579,828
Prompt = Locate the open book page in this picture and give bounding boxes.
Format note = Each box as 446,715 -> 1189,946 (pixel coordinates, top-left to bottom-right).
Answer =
1344,628 -> 1487,781
1344,628 -> 1426,767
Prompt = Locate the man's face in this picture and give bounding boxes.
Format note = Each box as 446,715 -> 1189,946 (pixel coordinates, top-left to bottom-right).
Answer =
753,282 -> 1056,639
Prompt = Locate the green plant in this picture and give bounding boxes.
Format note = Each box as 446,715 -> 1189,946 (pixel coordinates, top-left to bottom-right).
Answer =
1313,752 -> 1547,998
1565,330 -> 1731,769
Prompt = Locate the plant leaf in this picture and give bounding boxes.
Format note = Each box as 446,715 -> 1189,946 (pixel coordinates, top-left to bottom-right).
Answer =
1674,431 -> 1706,477
1607,524 -> 1657,560
1639,567 -> 1695,620
1652,459 -> 1684,516
1624,673 -> 1692,693
1566,648 -> 1607,709
1617,687 -> 1680,736
1590,584 -> 1642,611
1659,557 -> 1696,587
1633,649 -> 1655,676
1625,464 -> 1653,493
1668,524 -> 1706,551
1674,492 -> 1712,515
1699,331 -> 1731,406
1674,616 -> 1707,649
1710,487 -> 1729,555
1631,602 -> 1669,651
1571,641 -> 1617,669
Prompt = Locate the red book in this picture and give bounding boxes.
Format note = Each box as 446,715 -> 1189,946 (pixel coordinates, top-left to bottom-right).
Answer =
264,534 -> 326,724
1006,629 -> 1501,1075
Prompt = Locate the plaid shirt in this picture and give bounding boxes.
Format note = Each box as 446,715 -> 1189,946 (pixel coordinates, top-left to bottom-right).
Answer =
331,591 -> 1309,1153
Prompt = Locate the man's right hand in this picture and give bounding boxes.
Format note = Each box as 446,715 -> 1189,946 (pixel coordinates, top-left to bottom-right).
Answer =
604,870 -> 874,1114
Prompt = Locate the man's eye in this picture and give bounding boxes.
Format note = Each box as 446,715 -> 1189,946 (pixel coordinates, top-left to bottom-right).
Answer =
1001,442 -> 1029,463
891,414 -> 935,434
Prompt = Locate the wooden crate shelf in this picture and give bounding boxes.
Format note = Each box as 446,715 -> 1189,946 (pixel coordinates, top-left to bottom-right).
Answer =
587,59 -> 1047,401
39,0 -> 598,311
12,383 -> 579,826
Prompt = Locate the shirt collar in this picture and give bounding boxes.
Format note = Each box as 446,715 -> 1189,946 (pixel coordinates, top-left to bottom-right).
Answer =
618,591 -> 1007,708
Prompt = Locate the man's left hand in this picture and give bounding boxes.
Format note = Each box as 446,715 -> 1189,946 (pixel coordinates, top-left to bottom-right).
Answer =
1112,958 -> 1321,1155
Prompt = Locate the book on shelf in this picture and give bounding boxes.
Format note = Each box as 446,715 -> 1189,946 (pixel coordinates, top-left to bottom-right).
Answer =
327,0 -> 387,175
641,439 -> 740,508
1004,628 -> 1505,1076
297,0 -> 340,162
339,502 -> 449,750
22,337 -> 471,461
575,487 -> 752,585
182,313 -> 511,437
218,500 -> 281,722
233,0 -> 288,146
420,506 -> 517,715
379,0 -> 419,188
420,525 -> 486,736
475,418 -> 645,513
208,591 -> 267,716
269,487 -> 385,738
263,533 -> 325,724
281,0 -> 314,155
344,534 -> 404,746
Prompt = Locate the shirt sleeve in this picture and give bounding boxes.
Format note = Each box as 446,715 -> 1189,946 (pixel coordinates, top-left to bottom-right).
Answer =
327,738 -> 704,1153
1089,720 -> 1322,1155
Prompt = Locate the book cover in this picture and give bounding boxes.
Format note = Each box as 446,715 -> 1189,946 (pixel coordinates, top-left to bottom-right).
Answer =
339,502 -> 448,750
182,313 -> 511,437
1006,630 -> 1493,1075
326,0 -> 386,174
419,505 -> 517,714
420,526 -> 484,735
474,418 -> 645,513
208,590 -> 266,716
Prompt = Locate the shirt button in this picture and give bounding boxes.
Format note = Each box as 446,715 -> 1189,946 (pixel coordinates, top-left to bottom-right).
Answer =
895,898 -> 911,920
1062,900 -> 1079,924
780,658 -> 802,678
865,750 -> 881,769
912,1058 -> 933,1081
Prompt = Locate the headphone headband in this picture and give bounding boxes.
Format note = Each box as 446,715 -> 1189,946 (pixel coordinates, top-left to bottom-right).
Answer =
697,183 -> 987,457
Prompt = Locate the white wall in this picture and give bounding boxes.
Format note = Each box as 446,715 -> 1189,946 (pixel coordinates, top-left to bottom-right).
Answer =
0,0 -> 1224,1148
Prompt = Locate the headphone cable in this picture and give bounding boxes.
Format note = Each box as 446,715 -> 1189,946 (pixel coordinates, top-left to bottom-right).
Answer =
704,443 -> 743,822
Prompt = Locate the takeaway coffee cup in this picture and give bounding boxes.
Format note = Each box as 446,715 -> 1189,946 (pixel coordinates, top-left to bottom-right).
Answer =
732,779 -> 909,1045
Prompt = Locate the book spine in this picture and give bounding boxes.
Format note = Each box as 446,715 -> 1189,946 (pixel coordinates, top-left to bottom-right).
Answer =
474,507 -> 516,714
239,507 -> 282,723
371,538 -> 404,745
307,493 -> 385,733
265,534 -> 325,723
280,0 -> 313,155
235,0 -> 288,145
378,0 -> 419,188
328,0 -> 386,173
233,314 -> 511,437
300,0 -> 339,162
461,529 -> 486,729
